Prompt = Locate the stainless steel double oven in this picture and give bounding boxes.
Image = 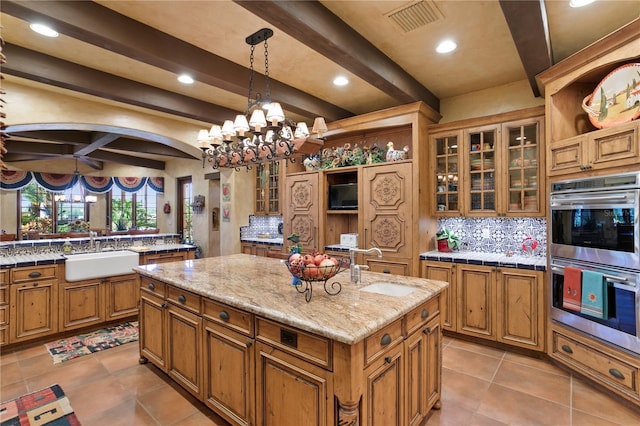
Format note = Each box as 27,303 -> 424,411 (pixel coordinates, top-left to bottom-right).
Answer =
549,172 -> 640,354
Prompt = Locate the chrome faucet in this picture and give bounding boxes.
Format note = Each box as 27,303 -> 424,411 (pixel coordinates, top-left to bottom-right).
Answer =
89,231 -> 97,251
349,247 -> 382,284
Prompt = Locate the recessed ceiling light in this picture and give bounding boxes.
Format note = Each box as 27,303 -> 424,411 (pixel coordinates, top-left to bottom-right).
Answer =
569,0 -> 596,7
29,23 -> 59,38
177,74 -> 194,84
333,76 -> 349,86
436,39 -> 457,54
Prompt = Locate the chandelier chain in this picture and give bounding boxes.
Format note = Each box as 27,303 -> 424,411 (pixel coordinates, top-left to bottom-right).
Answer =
263,39 -> 270,101
247,43 -> 256,113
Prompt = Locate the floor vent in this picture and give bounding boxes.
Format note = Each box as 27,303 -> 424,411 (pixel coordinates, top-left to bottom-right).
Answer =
386,0 -> 444,33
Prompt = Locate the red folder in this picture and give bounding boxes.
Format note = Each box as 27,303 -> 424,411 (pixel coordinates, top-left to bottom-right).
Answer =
562,266 -> 582,312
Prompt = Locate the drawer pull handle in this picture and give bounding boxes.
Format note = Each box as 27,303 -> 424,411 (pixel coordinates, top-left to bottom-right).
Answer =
219,310 -> 230,321
421,309 -> 429,319
246,341 -> 253,348
280,329 -> 298,349
383,269 -> 391,274
148,283 -> 155,290
423,327 -> 431,334
161,303 -> 168,309
561,345 -> 573,354
384,356 -> 392,364
33,282 -> 39,287
28,271 -> 42,278
609,368 -> 625,380
380,333 -> 392,346
178,295 -> 186,303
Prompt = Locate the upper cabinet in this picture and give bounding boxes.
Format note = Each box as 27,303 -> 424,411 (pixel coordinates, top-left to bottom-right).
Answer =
537,19 -> 640,180
430,108 -> 545,217
284,172 -> 320,251
254,160 -> 282,215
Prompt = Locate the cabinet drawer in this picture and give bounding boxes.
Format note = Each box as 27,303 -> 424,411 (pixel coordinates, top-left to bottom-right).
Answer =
256,317 -> 332,370
167,286 -> 201,314
11,265 -> 58,283
551,330 -> 638,397
365,259 -> 409,276
203,299 -> 254,337
140,277 -> 166,298
405,296 -> 440,336
364,318 -> 403,366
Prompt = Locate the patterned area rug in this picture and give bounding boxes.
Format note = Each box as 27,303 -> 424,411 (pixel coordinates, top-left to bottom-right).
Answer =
44,322 -> 138,364
0,384 -> 80,426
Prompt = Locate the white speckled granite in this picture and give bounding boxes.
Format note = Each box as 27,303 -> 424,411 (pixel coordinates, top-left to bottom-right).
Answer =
419,250 -> 547,271
134,254 -> 447,345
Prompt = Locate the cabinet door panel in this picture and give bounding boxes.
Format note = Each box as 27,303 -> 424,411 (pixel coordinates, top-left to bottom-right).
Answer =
423,261 -> 456,331
10,280 -> 58,342
256,341 -> 332,426
139,292 -> 166,368
107,274 -> 139,320
363,162 -> 412,260
167,303 -> 203,398
285,173 -> 319,250
60,279 -> 104,331
204,321 -> 254,426
457,265 -> 494,338
363,343 -> 404,426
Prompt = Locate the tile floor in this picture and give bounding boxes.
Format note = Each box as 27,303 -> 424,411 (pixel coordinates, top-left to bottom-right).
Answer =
1,335 -> 639,425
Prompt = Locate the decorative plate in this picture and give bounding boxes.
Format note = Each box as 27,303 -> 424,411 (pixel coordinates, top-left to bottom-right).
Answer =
581,63 -> 640,129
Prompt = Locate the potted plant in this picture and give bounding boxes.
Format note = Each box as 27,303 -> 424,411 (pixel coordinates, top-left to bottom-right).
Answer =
436,229 -> 461,252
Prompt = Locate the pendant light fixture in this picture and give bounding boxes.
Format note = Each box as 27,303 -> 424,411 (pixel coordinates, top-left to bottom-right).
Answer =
197,28 -> 328,171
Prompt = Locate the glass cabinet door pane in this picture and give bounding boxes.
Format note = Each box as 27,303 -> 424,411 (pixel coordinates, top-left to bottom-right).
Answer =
434,135 -> 459,213
468,129 -> 496,213
505,123 -> 539,213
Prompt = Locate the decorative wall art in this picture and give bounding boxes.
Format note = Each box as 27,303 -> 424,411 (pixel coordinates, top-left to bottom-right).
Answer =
222,204 -> 231,222
222,183 -> 231,202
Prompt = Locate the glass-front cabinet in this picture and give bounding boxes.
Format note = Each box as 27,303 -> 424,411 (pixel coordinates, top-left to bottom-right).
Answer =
466,125 -> 498,215
430,110 -> 545,217
505,120 -> 541,215
254,161 -> 281,215
433,132 -> 461,215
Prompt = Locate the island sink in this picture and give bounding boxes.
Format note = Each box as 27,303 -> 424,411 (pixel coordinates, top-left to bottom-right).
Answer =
359,282 -> 417,297
65,250 -> 139,282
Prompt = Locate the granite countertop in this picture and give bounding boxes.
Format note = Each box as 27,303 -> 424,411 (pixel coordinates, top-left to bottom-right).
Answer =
419,250 -> 547,271
134,254 -> 448,345
127,243 -> 197,253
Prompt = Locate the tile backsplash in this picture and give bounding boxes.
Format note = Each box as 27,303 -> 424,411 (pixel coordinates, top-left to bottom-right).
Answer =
437,217 -> 546,256
240,215 -> 283,239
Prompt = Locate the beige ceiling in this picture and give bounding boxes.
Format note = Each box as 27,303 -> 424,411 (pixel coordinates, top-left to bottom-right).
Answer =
1,0 -> 639,171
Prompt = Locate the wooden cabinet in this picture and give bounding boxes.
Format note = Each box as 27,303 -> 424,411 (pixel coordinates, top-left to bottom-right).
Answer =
430,108 -> 545,217
548,121 -> 639,177
140,250 -> 194,265
362,162 -> 413,272
59,278 -> 105,331
0,270 -> 9,346
254,160 -> 282,215
139,277 -> 203,399
284,172 -> 320,251
422,260 -> 456,331
363,339 -> 404,426
241,242 -> 284,259
9,265 -> 59,343
106,273 -> 139,320
424,260 -> 544,351
203,300 -> 255,426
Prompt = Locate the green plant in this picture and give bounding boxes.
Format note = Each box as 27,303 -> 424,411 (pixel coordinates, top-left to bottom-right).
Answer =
436,228 -> 461,250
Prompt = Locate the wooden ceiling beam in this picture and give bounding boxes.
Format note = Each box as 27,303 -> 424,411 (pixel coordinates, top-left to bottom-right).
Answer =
3,44 -> 240,125
74,132 -> 120,157
4,140 -> 75,156
86,150 -> 165,170
499,0 -> 552,97
106,138 -> 198,159
2,0 -> 352,121
234,0 -> 440,112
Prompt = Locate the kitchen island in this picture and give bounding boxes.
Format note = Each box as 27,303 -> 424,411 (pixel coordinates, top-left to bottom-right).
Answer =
134,254 -> 448,426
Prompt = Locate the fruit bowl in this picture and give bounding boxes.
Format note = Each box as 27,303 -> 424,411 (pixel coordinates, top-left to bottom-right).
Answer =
285,258 -> 346,282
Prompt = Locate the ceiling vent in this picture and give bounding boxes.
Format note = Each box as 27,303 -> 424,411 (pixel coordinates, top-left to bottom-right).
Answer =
386,0 -> 444,33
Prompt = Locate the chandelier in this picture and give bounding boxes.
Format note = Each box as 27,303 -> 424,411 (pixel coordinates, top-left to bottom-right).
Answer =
197,28 -> 328,171
53,156 -> 97,203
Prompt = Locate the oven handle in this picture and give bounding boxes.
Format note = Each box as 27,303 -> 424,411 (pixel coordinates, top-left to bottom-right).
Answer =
550,264 -> 629,282
550,194 -> 632,206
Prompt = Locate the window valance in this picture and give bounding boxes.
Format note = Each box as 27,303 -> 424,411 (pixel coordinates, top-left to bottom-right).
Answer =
1,170 -> 164,193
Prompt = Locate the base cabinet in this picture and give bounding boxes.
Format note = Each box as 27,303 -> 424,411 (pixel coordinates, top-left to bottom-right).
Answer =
1,271 -> 10,346
423,260 -> 544,351
137,276 -> 443,426
106,273 -> 139,320
140,250 -> 194,265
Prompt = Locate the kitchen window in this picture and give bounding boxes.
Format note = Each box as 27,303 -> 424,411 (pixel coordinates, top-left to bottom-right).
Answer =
19,182 -> 91,234
109,185 -> 158,231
